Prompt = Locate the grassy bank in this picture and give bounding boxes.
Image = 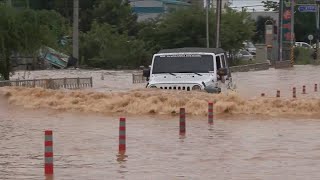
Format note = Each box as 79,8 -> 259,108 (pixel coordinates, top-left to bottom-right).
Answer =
294,47 -> 314,65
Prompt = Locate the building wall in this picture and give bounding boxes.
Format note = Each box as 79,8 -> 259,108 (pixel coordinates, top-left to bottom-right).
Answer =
130,0 -> 164,21
204,0 -> 230,9
130,0 -> 191,22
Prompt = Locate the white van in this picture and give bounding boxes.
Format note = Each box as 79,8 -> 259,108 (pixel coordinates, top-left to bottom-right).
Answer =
142,48 -> 235,93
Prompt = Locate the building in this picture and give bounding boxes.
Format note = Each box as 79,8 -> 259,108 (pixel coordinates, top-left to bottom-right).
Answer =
204,0 -> 230,9
249,11 -> 279,24
130,0 -> 191,22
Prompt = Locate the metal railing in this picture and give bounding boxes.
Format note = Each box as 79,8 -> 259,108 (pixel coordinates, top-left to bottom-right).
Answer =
0,77 -> 93,90
132,73 -> 147,84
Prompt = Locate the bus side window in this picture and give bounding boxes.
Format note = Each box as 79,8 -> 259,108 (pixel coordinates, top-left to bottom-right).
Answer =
216,56 -> 221,70
221,55 -> 226,68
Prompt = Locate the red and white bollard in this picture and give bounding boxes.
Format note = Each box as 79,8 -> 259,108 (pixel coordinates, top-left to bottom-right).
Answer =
119,118 -> 126,153
179,108 -> 186,135
302,85 -> 306,94
208,102 -> 214,124
315,84 -> 318,92
44,130 -> 53,175
293,87 -> 296,98
276,90 -> 280,98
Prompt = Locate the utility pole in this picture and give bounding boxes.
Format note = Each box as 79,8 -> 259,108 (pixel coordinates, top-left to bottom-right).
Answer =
316,0 -> 320,62
215,0 -> 222,48
278,0 -> 283,61
290,0 -> 294,46
7,0 -> 12,6
206,0 -> 209,48
73,0 -> 79,67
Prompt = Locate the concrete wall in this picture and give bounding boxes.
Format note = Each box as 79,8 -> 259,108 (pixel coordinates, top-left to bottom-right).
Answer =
274,60 -> 292,69
255,44 -> 266,62
229,62 -> 270,72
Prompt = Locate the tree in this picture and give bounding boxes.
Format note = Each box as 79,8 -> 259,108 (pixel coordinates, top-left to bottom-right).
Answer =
52,0 -> 98,32
0,3 -> 69,80
0,3 -> 24,80
81,22 -> 150,69
252,16 -> 274,43
149,6 -> 210,49
92,0 -> 138,36
261,0 -> 279,11
221,8 -> 255,52
138,6 -> 254,54
294,7 -> 316,42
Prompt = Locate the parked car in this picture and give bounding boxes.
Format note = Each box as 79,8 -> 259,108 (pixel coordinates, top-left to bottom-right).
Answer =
295,42 -> 313,49
312,43 -> 320,49
243,41 -> 256,55
237,50 -> 254,61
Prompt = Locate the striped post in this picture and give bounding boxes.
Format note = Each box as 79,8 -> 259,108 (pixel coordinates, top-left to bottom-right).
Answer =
302,85 -> 306,94
208,102 -> 214,124
44,130 -> 53,175
179,108 -> 186,135
119,117 -> 126,153
293,87 -> 296,98
315,84 -> 318,92
276,90 -> 280,98
290,45 -> 295,67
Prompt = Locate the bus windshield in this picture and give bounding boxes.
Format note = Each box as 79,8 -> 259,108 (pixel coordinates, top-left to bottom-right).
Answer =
152,54 -> 214,74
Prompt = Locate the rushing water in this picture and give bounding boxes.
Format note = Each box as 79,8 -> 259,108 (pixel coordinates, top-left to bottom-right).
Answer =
1,65 -> 320,179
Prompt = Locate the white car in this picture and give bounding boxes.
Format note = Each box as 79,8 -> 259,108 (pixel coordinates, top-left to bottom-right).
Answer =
143,47 -> 235,93
243,41 -> 256,55
237,50 -> 254,61
295,42 -> 313,49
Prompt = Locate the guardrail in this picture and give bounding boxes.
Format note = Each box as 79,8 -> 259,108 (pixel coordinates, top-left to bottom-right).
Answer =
132,73 -> 147,84
0,77 -> 93,90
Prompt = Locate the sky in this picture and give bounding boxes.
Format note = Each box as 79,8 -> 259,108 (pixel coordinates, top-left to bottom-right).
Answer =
229,0 -> 267,11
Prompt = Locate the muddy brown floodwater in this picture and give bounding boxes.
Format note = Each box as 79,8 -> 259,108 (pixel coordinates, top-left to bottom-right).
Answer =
1,65 -> 320,179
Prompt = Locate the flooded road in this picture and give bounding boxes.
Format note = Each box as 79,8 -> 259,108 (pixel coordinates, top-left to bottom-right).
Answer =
1,65 -> 320,179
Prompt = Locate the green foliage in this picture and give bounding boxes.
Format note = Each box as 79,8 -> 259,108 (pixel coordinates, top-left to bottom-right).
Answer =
261,0 -> 279,11
0,3 -> 69,79
151,6 -> 209,49
81,22 -> 150,69
137,7 -> 254,53
220,8 -> 255,52
294,9 -> 316,42
252,16 -> 274,43
92,0 -> 138,36
294,47 -> 314,65
80,5 -> 254,69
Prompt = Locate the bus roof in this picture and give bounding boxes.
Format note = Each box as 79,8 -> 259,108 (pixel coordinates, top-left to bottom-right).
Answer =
157,47 -> 225,54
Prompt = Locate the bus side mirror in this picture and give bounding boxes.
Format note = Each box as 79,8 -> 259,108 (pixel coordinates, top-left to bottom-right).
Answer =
217,68 -> 228,76
143,68 -> 150,77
